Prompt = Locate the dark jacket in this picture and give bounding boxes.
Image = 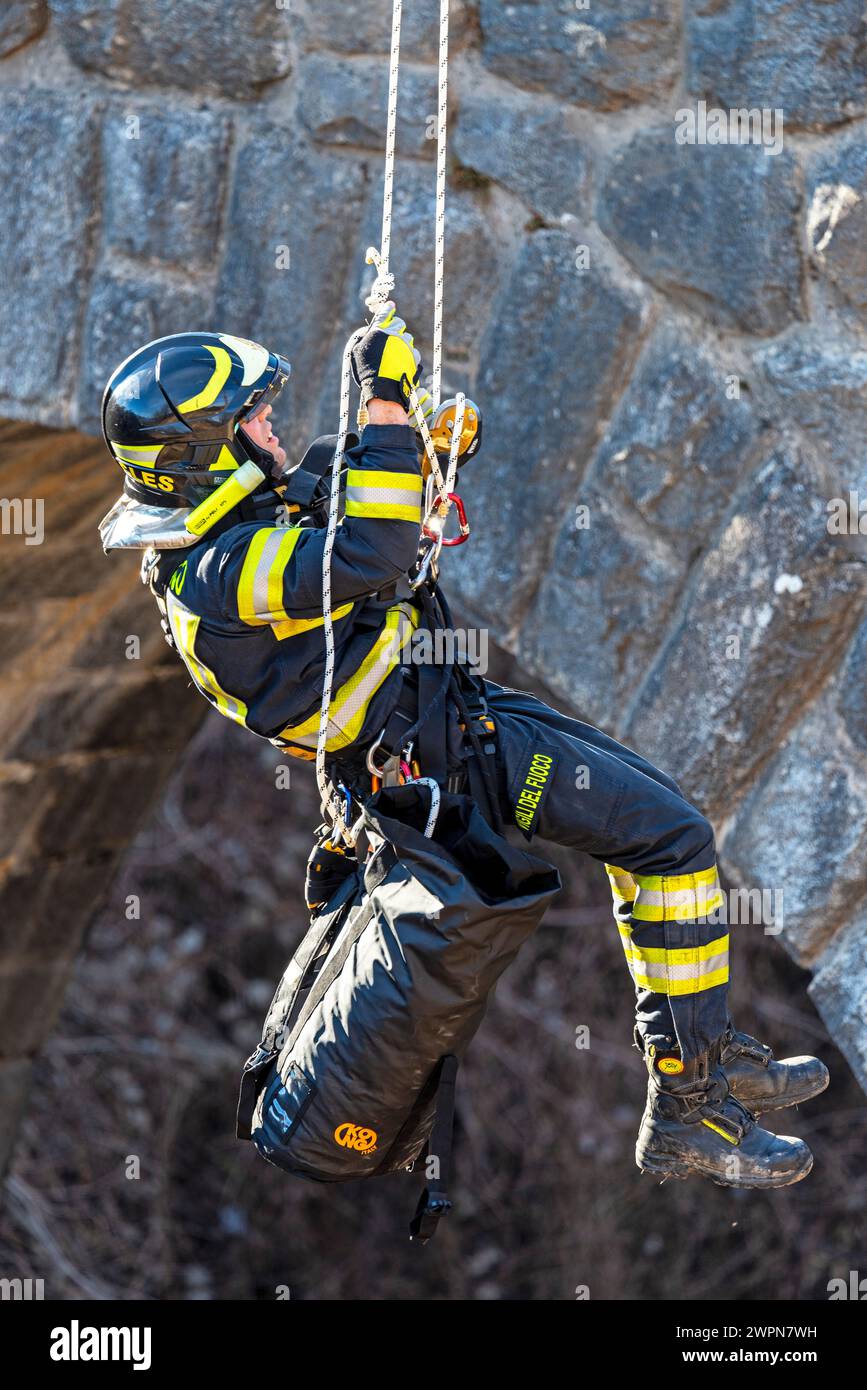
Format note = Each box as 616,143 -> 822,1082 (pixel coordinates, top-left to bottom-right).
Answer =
158,423 -> 423,760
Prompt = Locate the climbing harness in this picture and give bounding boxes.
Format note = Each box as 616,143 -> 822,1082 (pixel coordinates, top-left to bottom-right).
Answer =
316,0 -> 477,845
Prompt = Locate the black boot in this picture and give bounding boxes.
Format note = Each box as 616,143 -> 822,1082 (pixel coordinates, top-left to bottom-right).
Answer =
635,1043 -> 814,1188
721,1024 -> 829,1115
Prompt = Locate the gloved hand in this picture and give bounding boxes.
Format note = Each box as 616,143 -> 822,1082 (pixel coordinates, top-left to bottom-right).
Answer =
351,302 -> 433,422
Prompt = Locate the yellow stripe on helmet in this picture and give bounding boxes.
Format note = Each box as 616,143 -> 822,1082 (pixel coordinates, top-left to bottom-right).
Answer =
177,344 -> 233,414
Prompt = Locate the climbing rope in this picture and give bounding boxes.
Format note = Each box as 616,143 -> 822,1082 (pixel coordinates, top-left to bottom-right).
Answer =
364,0 -> 402,310
314,324 -> 366,835
432,0 -> 450,410
316,0 -> 458,839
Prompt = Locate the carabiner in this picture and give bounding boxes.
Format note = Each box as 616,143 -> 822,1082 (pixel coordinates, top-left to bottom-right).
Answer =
422,492 -> 470,547
366,728 -> 389,778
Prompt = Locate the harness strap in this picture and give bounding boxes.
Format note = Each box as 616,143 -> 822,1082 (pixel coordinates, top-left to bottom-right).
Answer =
283,842 -> 397,1056
409,1053 -> 459,1244
450,676 -> 504,834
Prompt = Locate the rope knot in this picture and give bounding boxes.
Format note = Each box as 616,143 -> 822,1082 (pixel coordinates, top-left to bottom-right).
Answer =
364,246 -> 395,313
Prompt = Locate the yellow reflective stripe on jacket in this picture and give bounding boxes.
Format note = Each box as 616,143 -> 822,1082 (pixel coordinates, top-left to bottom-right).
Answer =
165,593 -> 249,728
344,468 -> 423,523
276,602 -> 419,753
271,604 -> 353,641
623,934 -> 730,996
237,527 -> 304,625
632,866 -> 725,922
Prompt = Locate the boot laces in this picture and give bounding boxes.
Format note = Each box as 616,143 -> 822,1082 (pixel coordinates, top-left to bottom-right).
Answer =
726,1027 -> 773,1065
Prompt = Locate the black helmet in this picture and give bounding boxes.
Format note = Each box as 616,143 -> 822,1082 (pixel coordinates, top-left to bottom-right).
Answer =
101,332 -> 291,537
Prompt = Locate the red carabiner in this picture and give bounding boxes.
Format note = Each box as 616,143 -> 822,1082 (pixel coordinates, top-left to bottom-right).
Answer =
423,492 -> 470,547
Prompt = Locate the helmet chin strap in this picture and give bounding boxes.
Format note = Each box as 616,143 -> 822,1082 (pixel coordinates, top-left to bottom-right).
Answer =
234,420 -> 280,474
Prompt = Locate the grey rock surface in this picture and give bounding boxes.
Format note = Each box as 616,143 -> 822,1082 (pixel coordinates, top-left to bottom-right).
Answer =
0,92 -> 98,424
103,107 -> 232,268
298,53 -> 437,158
625,448 -> 867,815
754,329 -> 867,490
50,0 -> 293,94
518,486 -> 685,728
598,129 -> 804,335
807,136 -> 867,328
686,0 -> 867,131
479,0 -> 680,108
454,87 -> 588,223
215,129 -> 365,447
582,325 -> 760,548
810,906 -> 867,1094
519,326 -> 760,722
450,230 -> 648,630
0,1 -> 46,56
839,619 -> 867,757
353,162 -> 505,363
722,695 -> 867,966
298,0 -> 471,62
78,271 -> 213,433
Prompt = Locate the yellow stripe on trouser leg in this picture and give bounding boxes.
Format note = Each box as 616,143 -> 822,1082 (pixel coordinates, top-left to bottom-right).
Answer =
617,859 -> 729,1057
629,934 -> 730,996
632,866 -> 725,923
606,863 -> 638,981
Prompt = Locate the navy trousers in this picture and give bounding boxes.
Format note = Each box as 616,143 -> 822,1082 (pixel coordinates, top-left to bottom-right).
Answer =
481,681 -> 729,1061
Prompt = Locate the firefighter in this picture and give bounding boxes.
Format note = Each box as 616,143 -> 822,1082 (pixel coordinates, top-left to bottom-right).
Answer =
99,309 -> 828,1190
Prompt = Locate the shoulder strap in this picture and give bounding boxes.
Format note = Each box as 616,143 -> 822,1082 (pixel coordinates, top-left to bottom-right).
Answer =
283,841 -> 397,1054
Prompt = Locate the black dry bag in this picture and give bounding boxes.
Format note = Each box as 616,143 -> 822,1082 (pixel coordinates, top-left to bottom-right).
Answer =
237,783 -> 560,1239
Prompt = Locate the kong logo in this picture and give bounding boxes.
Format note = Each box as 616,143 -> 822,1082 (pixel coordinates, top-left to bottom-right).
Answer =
334,1122 -> 378,1153
514,746 -> 557,839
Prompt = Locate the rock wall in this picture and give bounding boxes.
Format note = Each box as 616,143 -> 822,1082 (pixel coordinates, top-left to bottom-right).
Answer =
0,421 -> 206,1174
2,2 -> 867,1091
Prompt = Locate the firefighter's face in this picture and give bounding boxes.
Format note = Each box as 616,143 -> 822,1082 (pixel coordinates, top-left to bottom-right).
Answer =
241,404 -> 286,471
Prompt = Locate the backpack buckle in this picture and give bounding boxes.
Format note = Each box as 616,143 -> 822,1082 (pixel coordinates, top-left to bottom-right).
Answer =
409,1190 -> 453,1244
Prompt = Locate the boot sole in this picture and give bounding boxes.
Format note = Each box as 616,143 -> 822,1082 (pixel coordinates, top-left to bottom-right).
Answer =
638,1148 -> 814,1188
733,1067 -> 830,1115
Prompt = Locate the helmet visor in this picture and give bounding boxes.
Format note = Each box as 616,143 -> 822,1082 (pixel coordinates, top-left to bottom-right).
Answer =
239,354 -> 291,425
